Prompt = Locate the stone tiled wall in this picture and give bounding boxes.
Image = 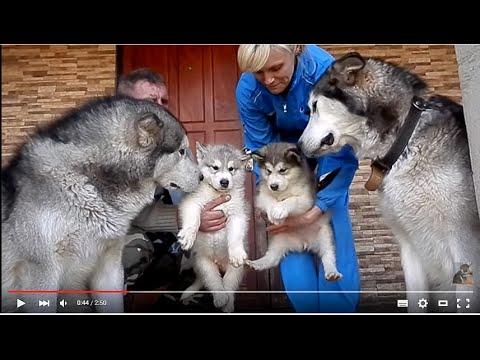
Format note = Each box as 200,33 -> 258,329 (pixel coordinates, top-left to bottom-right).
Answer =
1,45 -> 116,166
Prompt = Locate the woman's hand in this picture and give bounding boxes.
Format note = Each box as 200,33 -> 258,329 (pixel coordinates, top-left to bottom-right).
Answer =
199,195 -> 231,232
266,206 -> 323,235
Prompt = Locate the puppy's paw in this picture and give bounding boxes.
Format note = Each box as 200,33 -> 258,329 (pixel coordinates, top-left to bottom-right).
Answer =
180,291 -> 193,303
213,293 -> 229,308
245,259 -> 268,271
221,295 -> 235,313
270,206 -> 288,223
177,227 -> 197,250
325,270 -> 343,281
229,247 -> 247,267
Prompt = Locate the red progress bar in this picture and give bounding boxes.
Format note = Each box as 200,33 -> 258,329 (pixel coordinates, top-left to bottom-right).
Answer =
8,290 -> 129,294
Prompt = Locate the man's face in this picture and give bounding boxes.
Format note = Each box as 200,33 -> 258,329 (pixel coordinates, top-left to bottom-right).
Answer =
131,80 -> 169,107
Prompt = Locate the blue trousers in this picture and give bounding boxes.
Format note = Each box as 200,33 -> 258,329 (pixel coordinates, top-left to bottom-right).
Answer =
279,205 -> 360,312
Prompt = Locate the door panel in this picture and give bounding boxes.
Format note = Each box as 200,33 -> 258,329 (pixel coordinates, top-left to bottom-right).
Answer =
119,45 -> 276,310
178,47 -> 205,124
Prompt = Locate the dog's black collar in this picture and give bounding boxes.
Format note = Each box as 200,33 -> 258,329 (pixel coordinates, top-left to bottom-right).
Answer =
365,96 -> 430,191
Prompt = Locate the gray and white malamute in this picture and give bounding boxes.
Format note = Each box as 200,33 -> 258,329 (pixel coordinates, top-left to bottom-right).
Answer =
1,96 -> 201,313
177,143 -> 250,312
299,52 -> 480,312
246,142 -> 342,281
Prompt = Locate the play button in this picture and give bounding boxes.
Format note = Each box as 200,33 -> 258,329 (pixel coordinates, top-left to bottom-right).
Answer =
16,299 -> 25,308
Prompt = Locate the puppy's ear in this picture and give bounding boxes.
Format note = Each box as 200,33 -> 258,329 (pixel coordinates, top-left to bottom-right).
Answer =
240,153 -> 252,162
136,112 -> 164,149
196,141 -> 207,163
332,52 -> 365,86
284,146 -> 302,165
251,150 -> 266,164
239,154 -> 253,172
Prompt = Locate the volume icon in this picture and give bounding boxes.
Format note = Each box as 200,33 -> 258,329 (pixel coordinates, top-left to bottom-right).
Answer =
60,299 -> 67,308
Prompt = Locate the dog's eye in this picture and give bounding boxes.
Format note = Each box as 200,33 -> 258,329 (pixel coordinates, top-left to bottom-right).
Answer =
312,101 -> 317,113
179,149 -> 185,155
228,167 -> 235,172
211,165 -> 219,171
266,169 -> 272,175
279,168 -> 287,174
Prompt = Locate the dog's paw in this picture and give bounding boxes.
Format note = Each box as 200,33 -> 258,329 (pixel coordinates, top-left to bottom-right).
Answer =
325,270 -> 343,281
268,207 -> 288,224
213,293 -> 229,308
245,259 -> 267,271
180,291 -> 192,303
229,247 -> 247,267
221,295 -> 235,313
177,227 -> 197,250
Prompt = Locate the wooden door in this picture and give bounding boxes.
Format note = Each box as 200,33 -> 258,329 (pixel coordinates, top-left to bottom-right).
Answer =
118,45 -> 290,311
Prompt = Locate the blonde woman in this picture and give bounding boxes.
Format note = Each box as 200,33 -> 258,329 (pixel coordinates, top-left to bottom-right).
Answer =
236,44 -> 360,312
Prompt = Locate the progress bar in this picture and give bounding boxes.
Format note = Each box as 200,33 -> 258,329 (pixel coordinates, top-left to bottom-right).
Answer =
8,290 -> 475,294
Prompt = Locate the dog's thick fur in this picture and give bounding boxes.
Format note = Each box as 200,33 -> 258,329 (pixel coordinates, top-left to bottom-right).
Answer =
245,143 -> 342,281
177,143 -> 249,312
1,96 -> 201,313
298,52 -> 480,312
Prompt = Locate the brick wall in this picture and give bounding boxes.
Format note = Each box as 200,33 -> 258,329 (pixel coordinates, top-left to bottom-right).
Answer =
1,45 -> 462,311
322,45 -> 462,311
1,45 -> 116,166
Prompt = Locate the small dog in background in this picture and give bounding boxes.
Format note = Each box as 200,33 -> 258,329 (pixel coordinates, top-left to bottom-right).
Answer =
177,143 -> 250,312
246,142 -> 342,281
453,263 -> 474,285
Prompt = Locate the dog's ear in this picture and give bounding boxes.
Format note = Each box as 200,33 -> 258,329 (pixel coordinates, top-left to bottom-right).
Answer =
366,100 -> 398,139
196,141 -> 207,163
332,52 -> 365,86
251,150 -> 266,164
135,112 -> 164,149
240,153 -> 254,172
284,146 -> 302,165
240,154 -> 251,162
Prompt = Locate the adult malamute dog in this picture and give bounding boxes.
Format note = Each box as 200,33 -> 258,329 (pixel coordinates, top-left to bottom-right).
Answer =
177,143 -> 250,312
298,52 -> 480,312
1,96 -> 201,313
245,142 -> 342,281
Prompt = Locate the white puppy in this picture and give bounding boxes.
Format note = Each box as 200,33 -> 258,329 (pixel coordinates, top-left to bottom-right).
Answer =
177,143 -> 250,312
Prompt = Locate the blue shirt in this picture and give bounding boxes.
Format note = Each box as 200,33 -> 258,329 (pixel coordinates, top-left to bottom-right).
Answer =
235,45 -> 359,212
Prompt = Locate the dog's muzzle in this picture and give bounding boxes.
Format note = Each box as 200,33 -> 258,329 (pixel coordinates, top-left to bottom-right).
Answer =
220,179 -> 229,188
320,133 -> 335,147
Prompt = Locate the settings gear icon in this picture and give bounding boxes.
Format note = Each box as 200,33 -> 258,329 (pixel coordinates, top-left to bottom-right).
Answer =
418,298 -> 429,309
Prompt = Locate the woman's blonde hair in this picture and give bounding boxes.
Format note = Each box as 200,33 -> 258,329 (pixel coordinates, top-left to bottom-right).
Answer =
237,45 -> 305,72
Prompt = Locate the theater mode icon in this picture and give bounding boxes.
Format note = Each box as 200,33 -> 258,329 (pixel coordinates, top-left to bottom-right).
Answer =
438,300 -> 448,307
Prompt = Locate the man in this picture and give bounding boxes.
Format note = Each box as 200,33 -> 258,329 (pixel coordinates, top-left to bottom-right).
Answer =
117,68 -> 169,106
116,68 -> 176,232
117,68 -> 230,311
